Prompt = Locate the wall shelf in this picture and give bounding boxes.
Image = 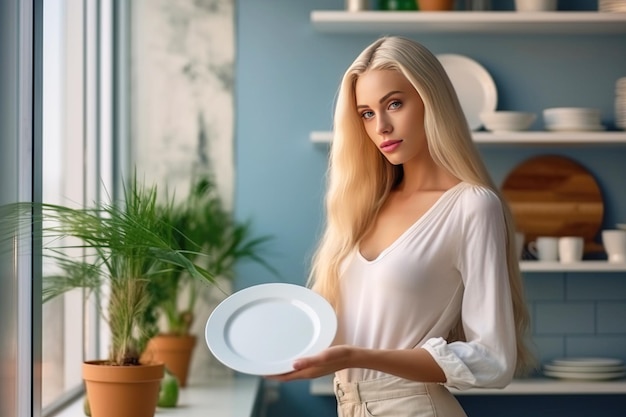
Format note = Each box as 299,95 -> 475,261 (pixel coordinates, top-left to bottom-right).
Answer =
311,375 -> 626,396
310,131 -> 626,146
520,261 -> 626,272
310,11 -> 626,34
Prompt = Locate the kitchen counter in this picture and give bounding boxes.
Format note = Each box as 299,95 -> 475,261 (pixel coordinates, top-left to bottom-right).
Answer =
311,375 -> 626,396
53,374 -> 262,417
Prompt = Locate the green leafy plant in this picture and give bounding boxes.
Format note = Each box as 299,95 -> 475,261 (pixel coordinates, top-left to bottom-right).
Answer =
146,175 -> 276,337
6,174 -> 217,366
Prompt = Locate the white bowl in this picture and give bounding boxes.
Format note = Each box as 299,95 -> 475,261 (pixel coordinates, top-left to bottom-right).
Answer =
479,111 -> 537,132
543,107 -> 601,125
543,107 -> 603,131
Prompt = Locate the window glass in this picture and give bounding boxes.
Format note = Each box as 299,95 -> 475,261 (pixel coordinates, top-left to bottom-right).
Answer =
41,0 -> 98,409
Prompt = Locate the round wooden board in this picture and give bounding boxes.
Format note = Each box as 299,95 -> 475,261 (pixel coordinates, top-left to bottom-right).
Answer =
501,155 -> 604,253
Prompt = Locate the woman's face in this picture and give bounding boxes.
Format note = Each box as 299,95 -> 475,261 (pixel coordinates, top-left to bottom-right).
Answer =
355,69 -> 428,166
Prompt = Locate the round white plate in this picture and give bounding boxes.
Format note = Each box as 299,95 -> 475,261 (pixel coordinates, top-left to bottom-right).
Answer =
544,370 -> 626,381
205,283 -> 337,376
546,124 -> 606,132
551,357 -> 624,367
544,363 -> 626,373
437,54 -> 497,131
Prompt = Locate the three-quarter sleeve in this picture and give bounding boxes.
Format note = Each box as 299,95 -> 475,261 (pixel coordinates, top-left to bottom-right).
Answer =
422,187 -> 517,390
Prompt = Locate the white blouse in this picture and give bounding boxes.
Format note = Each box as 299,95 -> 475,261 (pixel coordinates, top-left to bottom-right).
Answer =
336,182 -> 517,390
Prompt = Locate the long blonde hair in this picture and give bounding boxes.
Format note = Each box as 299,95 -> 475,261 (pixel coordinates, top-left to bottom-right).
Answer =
309,36 -> 535,375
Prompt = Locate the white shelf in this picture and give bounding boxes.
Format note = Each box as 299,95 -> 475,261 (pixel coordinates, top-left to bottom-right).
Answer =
520,261 -> 626,272
473,131 -> 626,145
310,131 -> 626,145
311,375 -> 626,396
310,11 -> 626,34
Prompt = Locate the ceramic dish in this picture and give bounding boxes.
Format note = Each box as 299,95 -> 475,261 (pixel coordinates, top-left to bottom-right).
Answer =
205,283 -> 337,376
544,363 -> 626,373
480,111 -> 536,132
551,357 -> 624,367
546,124 -> 606,132
437,54 -> 497,131
544,370 -> 626,381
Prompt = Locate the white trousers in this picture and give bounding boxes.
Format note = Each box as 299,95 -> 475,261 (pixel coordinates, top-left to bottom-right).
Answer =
334,375 -> 467,417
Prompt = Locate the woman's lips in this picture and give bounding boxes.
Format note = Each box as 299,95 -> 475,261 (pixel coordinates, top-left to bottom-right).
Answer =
380,139 -> 402,152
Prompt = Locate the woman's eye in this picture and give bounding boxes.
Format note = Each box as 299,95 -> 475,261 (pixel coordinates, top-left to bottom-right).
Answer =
361,110 -> 374,120
389,100 -> 402,110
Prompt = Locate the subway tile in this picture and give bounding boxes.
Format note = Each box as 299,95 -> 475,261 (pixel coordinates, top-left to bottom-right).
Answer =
529,336 -> 565,364
565,335 -> 626,361
523,273 -> 564,301
567,274 -> 626,300
534,302 -> 595,334
597,302 -> 626,333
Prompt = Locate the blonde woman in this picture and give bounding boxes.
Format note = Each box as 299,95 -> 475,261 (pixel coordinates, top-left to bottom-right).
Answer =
271,36 -> 535,417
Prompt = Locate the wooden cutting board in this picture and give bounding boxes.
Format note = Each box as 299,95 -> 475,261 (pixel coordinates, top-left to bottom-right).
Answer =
501,155 -> 604,253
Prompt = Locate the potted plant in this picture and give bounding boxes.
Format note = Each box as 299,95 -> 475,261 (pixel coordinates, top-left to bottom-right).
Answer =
10,174 -> 217,417
141,175 -> 276,388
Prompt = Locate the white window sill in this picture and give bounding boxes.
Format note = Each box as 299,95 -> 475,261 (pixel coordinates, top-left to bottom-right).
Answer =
52,374 -> 262,417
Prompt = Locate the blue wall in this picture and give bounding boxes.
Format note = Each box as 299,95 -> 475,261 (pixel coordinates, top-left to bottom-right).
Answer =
235,0 -> 626,415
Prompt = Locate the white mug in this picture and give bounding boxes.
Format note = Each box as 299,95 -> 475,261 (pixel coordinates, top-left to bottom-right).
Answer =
558,236 -> 584,263
602,230 -> 626,263
528,236 -> 558,261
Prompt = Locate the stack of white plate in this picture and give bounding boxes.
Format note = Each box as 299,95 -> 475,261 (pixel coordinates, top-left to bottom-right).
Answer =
599,0 -> 626,12
543,107 -> 605,132
616,77 -> 626,130
543,357 -> 626,381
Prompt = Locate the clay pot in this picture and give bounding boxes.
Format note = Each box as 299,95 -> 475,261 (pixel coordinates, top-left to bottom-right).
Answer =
82,360 -> 163,417
418,0 -> 454,10
143,334 -> 197,387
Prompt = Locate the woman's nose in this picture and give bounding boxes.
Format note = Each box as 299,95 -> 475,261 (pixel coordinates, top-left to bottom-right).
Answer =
376,115 -> 392,135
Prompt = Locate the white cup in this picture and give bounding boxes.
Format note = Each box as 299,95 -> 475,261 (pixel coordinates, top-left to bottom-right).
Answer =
514,0 -> 558,12
558,236 -> 584,263
528,236 -> 559,261
515,232 -> 525,260
602,230 -> 626,263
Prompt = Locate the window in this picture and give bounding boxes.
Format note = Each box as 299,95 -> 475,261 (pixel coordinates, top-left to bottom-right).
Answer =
41,0 -> 119,413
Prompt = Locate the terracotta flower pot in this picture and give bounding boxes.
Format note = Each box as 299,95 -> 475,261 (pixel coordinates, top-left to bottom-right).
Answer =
82,360 -> 164,417
418,0 -> 454,10
144,334 -> 197,387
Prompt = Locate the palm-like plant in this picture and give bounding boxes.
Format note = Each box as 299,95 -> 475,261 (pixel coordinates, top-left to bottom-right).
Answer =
16,175 -> 217,366
146,175 -> 276,337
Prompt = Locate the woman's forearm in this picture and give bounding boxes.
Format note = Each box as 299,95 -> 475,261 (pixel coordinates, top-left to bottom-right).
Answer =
351,347 -> 447,383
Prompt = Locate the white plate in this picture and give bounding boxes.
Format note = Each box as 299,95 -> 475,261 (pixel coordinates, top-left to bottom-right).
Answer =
551,357 -> 624,367
437,54 -> 497,131
546,124 -> 606,132
205,283 -> 337,376
544,370 -> 626,381
544,363 -> 626,373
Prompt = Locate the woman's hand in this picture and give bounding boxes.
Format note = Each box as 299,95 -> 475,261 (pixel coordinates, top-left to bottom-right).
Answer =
266,345 -> 357,382
266,346 -> 447,384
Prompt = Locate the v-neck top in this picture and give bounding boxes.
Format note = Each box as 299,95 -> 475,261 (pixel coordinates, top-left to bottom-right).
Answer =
335,182 -> 517,390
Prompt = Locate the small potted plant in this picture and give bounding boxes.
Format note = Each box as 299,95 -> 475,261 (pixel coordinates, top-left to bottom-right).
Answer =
10,174 -> 217,417
141,175 -> 276,388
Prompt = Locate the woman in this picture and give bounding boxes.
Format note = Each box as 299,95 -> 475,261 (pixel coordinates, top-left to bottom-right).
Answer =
272,36 -> 535,417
